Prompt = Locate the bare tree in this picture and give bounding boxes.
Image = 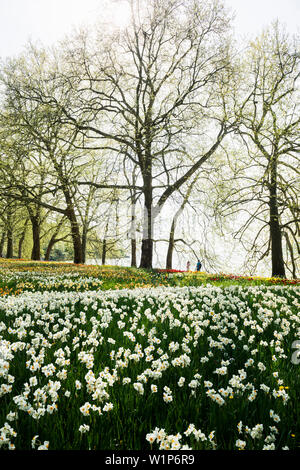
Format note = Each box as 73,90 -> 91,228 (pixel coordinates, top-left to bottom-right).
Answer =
30,0 -> 236,268
215,24 -> 300,277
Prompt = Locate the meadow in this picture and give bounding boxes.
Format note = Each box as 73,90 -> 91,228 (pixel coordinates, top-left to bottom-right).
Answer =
0,259 -> 299,450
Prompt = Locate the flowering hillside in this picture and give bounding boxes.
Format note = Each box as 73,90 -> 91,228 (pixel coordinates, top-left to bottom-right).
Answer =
0,262 -> 299,450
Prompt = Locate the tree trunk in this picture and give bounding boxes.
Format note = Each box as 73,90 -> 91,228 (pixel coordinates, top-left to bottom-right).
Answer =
30,216 -> 41,260
82,228 -> 87,265
0,231 -> 5,258
6,230 -> 13,258
130,196 -> 137,267
18,220 -> 28,259
140,239 -> 153,269
66,205 -> 83,264
44,237 -> 56,261
166,218 -> 175,270
140,181 -> 153,269
71,227 -> 84,264
5,205 -> 13,258
269,156 -> 285,278
26,203 -> 41,261
56,168 -> 83,264
131,238 -> 137,267
102,238 -> 107,265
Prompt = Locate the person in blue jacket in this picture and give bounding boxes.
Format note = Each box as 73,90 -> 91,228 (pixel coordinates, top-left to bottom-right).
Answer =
196,260 -> 202,271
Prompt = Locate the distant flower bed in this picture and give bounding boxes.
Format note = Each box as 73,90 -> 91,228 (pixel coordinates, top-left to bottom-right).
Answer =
156,269 -> 186,273
204,273 -> 300,285
157,268 -> 299,286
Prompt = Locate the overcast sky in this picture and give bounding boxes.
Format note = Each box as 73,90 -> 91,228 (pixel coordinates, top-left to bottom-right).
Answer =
0,0 -> 299,59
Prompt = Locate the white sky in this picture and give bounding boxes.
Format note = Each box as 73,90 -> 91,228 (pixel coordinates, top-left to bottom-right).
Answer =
0,0 -> 299,59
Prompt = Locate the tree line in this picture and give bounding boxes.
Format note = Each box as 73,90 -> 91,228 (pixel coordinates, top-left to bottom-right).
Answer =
0,0 -> 299,277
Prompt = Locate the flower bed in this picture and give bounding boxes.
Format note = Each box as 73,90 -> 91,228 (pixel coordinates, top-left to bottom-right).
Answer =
0,284 -> 299,450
